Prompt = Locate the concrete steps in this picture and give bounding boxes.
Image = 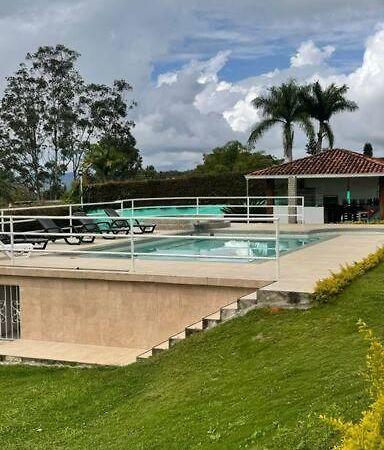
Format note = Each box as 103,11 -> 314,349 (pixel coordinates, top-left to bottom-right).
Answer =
137,291 -> 258,361
136,287 -> 311,362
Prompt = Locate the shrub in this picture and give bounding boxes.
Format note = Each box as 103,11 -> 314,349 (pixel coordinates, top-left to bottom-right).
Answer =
312,247 -> 384,304
84,173 -> 269,204
321,321 -> 384,449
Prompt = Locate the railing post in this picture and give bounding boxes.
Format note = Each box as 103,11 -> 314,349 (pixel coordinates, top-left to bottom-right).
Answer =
120,200 -> 124,213
275,218 -> 280,281
301,196 -> 305,224
196,197 -> 199,216
129,217 -> 135,272
69,205 -> 73,231
246,196 -> 250,224
131,199 -> 134,217
10,216 -> 14,266
0,210 -> 4,233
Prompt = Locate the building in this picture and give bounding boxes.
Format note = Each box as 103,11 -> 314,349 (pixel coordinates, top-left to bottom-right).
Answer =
245,148 -> 384,223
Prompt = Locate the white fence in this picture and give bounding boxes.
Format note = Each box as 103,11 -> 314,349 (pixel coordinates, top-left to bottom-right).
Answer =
0,213 -> 282,280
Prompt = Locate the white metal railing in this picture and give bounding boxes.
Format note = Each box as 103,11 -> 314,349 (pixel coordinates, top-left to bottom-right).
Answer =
0,195 -> 305,228
0,213 -> 281,280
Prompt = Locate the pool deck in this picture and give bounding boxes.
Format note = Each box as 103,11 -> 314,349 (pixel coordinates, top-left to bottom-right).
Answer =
0,223 -> 383,366
0,223 -> 383,293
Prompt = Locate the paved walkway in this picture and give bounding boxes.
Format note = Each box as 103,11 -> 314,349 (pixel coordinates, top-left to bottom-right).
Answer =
0,339 -> 145,366
0,224 -> 383,293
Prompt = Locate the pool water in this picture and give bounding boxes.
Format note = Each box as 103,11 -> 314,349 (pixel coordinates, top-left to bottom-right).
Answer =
89,234 -> 321,262
90,205 -> 224,218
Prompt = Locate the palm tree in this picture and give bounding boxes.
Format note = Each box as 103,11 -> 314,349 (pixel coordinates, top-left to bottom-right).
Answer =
248,80 -> 314,163
248,80 -> 314,223
300,81 -> 358,153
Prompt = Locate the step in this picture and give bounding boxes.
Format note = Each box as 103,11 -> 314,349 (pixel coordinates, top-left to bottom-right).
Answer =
238,291 -> 258,309
185,321 -> 203,337
136,349 -> 153,361
169,331 -> 186,347
152,340 -> 169,355
202,311 -> 221,330
220,301 -> 240,321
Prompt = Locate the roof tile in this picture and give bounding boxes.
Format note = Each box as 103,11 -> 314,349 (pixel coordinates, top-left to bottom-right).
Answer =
247,149 -> 384,178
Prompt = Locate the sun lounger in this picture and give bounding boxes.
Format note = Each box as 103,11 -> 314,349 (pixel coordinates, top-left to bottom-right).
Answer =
104,208 -> 156,234
0,241 -> 34,258
0,233 -> 49,250
72,213 -> 119,238
37,218 -> 88,245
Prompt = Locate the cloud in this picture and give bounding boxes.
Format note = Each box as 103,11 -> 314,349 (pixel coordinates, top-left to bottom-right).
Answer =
290,40 -> 335,67
136,28 -> 384,168
0,1 -> 383,167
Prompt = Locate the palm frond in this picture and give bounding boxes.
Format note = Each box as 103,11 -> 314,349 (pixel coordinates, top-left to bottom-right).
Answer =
248,118 -> 279,147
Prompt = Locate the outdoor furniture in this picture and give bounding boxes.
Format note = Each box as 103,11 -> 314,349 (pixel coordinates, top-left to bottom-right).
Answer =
72,213 -> 120,238
37,218 -> 88,245
0,241 -> 34,258
104,208 -> 156,234
0,233 -> 49,250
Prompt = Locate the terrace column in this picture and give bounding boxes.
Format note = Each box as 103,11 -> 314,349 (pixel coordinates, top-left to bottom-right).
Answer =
379,177 -> 384,219
265,179 -> 275,215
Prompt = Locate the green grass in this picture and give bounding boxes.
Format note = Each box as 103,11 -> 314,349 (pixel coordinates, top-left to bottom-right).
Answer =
2,265 -> 384,449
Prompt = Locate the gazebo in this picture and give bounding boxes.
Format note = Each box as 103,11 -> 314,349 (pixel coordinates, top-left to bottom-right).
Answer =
245,148 -> 384,223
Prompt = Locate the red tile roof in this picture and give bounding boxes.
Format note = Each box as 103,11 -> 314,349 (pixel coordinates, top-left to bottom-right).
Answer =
246,148 -> 384,178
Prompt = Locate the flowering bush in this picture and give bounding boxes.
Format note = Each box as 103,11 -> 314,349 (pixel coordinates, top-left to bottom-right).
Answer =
312,247 -> 384,304
321,321 -> 384,449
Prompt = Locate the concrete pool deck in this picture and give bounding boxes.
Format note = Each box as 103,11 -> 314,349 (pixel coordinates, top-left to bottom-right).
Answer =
0,223 -> 383,293
0,223 -> 383,366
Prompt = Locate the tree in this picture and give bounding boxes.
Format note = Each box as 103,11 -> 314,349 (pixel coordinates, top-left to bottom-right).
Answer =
300,81 -> 358,153
248,80 -> 314,222
84,131 -> 142,182
0,64 -> 49,198
363,142 -> 373,157
305,136 -> 317,155
194,140 -> 279,175
0,44 -> 138,199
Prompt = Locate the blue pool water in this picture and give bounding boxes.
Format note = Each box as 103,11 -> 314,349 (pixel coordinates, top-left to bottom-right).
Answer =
88,234 -> 321,262
90,205 -> 224,218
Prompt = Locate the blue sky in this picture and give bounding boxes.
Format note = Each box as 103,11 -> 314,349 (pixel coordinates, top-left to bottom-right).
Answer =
0,0 -> 383,169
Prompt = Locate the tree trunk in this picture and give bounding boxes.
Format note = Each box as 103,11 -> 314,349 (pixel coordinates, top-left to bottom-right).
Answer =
284,131 -> 297,224
316,122 -> 324,153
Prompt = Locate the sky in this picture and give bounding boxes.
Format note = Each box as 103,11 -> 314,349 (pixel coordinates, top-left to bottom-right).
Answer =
0,1 -> 384,170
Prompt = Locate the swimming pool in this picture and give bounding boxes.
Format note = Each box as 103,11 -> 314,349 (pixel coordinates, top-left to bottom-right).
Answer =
90,205 -> 224,218
87,234 -> 322,262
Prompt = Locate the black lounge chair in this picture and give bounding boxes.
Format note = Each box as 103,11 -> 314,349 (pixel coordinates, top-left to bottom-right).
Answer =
71,213 -> 124,238
37,218 -> 89,245
0,233 -> 49,250
104,208 -> 156,234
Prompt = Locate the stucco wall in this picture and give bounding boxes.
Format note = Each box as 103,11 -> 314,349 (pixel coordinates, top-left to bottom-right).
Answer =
0,273 -> 253,348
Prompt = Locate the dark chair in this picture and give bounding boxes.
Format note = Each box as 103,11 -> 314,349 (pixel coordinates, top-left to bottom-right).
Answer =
72,213 -> 121,238
104,208 -> 156,234
0,233 -> 49,250
37,218 -> 87,245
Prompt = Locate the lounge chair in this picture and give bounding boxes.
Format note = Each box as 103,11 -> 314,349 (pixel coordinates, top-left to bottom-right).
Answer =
71,213 -> 123,238
37,218 -> 89,245
0,233 -> 49,250
0,241 -> 34,258
104,208 -> 156,234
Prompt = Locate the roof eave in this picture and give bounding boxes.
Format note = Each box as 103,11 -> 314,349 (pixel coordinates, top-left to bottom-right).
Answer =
245,173 -> 384,180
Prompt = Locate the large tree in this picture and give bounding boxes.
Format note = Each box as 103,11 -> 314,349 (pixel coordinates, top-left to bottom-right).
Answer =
0,44 -> 138,199
194,140 -> 279,175
300,81 -> 358,153
248,80 -> 314,222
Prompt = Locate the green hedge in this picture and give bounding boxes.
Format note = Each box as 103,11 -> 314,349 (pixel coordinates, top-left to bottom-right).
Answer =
86,174 -> 269,204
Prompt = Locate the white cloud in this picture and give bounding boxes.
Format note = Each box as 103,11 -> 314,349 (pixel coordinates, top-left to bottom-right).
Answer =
157,72 -> 178,87
290,40 -> 335,67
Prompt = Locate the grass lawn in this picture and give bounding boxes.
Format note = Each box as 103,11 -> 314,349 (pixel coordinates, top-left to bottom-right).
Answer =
1,264 -> 384,449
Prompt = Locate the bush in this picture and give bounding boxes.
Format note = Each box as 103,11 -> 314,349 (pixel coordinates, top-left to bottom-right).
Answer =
312,247 -> 384,304
321,321 -> 384,449
85,173 -> 268,204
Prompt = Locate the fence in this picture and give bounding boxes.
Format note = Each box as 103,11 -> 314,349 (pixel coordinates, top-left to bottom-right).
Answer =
0,213 -> 281,281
